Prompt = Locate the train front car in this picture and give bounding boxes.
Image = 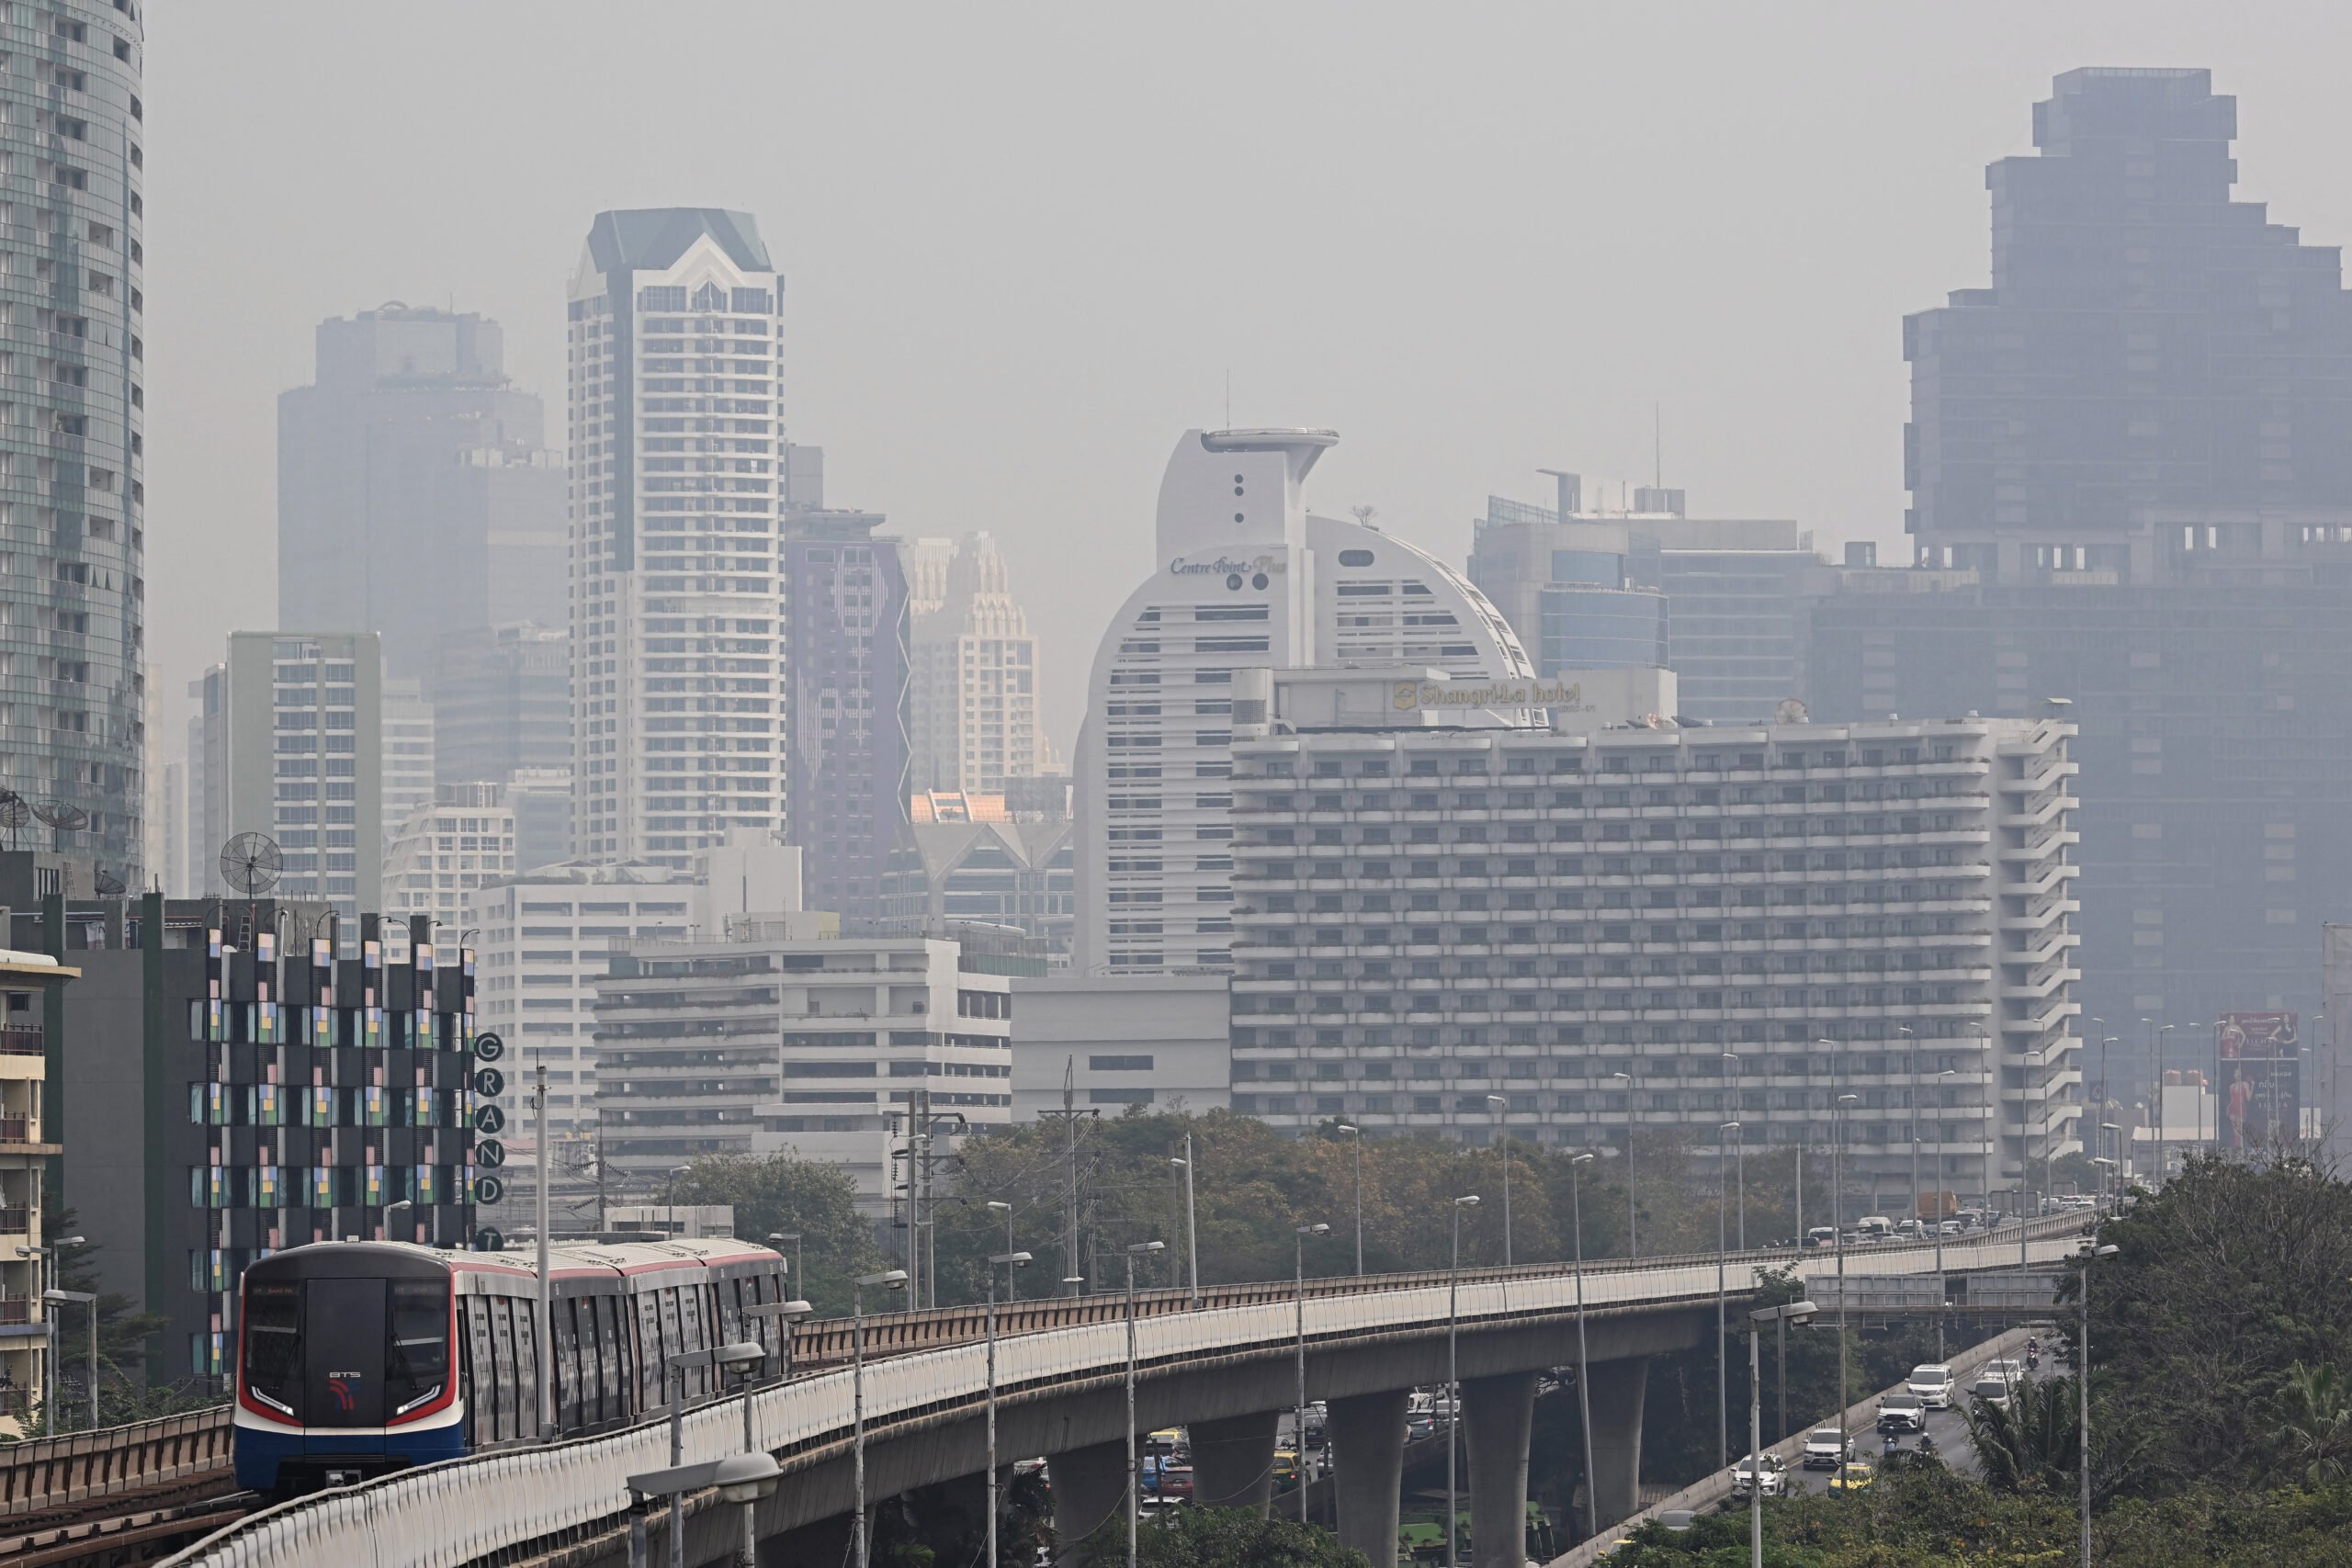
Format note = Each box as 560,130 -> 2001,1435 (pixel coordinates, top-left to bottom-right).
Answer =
233,1242 -> 468,1495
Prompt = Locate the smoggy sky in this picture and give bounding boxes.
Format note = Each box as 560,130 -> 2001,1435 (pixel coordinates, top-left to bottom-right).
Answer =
142,2 -> 2352,758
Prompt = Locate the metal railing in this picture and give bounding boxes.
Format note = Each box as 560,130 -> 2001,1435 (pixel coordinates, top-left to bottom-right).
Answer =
0,1026 -> 43,1056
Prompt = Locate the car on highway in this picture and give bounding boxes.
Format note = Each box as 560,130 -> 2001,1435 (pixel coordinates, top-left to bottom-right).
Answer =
1827,1461 -> 1875,1493
1803,1226 -> 1838,1249
1729,1453 -> 1788,1497
1907,1364 -> 1958,1409
1971,1374 -> 2014,1412
1984,1358 -> 2024,1385
1804,1427 -> 1856,1469
1876,1393 -> 1927,1433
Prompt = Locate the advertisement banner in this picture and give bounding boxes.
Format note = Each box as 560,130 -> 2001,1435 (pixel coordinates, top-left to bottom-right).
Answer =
2216,1011 -> 2300,1149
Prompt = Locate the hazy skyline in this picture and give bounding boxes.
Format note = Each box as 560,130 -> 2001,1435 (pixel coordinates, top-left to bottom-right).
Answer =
145,3 -> 2352,756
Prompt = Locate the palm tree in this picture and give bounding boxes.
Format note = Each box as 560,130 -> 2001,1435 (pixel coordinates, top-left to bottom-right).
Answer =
1962,1373 -> 2079,1493
2272,1360 -> 2352,1489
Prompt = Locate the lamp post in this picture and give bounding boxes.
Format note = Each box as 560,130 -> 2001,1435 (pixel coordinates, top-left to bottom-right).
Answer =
1485,1095 -> 1513,1266
986,1203 -> 1016,1303
16,1237 -> 83,1429
1834,1091 -> 1858,1462
40,1289 -> 96,1430
2153,1023 -> 2174,1183
1747,1301 -> 1817,1568
1609,1071 -> 1636,1258
1715,1121 -> 1739,1470
665,1164 -> 692,1239
1169,1141 -> 1200,1308
987,1248 -> 1032,1568
1935,1067 -> 1958,1359
766,1232 -> 804,1299
1335,1123 -> 1364,1275
1898,1025 -> 1919,1240
1293,1223 -> 1329,1520
1122,1240 -> 1164,1568
1567,1153 -> 1598,1543
2092,1155 -> 2116,1219
2080,1243 -> 2120,1568
716,1340 -> 772,1566
852,1269 -> 909,1568
1721,1055 -> 1745,1249
383,1198 -> 413,1242
1445,1195 -> 1479,1568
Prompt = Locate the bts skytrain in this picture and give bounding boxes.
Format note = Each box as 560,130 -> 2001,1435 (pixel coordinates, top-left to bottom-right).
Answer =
232,1235 -> 790,1495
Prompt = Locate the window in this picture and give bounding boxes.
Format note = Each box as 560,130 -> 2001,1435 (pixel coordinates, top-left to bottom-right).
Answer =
1089,1054 -> 1153,1071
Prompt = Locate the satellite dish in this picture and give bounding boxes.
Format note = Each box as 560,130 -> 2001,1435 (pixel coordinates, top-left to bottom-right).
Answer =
93,866 -> 125,897
220,832 -> 283,897
31,799 -> 88,831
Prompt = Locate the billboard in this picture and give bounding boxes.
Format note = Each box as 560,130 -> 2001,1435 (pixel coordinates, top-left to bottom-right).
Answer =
2216,1011 -> 2300,1150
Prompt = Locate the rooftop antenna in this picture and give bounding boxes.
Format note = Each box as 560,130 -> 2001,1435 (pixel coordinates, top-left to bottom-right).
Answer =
1654,403 -> 1662,489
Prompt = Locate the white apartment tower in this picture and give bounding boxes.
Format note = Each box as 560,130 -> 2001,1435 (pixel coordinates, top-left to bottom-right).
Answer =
1072,429 -> 1532,974
909,532 -> 1056,795
568,209 -> 787,871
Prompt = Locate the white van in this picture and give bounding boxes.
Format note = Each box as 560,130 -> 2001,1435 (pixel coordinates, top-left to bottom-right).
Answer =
1856,1215 -> 1894,1241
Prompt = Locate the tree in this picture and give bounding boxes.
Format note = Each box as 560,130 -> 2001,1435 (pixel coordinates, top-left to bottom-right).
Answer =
671,1154 -> 888,1317
1962,1372 -> 2080,1493
2272,1360 -> 2352,1490
1088,1506 -> 1369,1568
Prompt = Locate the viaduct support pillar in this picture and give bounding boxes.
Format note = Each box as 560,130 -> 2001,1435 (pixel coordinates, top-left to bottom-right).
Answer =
1585,1357 -> 1650,1529
1189,1409 -> 1279,1514
1048,1439 -> 1130,1563
1327,1389 -> 1408,1563
1462,1371 -> 1537,1568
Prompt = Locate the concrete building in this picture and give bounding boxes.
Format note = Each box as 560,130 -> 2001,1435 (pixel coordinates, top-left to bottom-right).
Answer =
43,898 -> 475,1389
277,305 -> 564,694
434,621 -> 571,792
882,817 -> 1074,962
0,2 -> 148,885
1072,428 -> 1532,976
505,766 -> 576,878
907,532 -> 1056,795
0,948 -> 75,1434
1011,972 -> 1229,1117
379,678 -> 436,859
567,208 -> 789,872
592,927 -> 1018,1209
1225,666 -> 2083,1207
382,783 -> 517,930
780,505 -> 910,920
189,633 -> 385,913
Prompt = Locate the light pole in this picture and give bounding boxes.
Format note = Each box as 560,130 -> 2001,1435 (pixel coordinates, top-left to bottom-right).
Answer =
1485,1095 -> 1513,1266
1716,1120 -> 1739,1470
665,1164 -> 691,1239
1722,1055 -> 1745,1249
2079,1242 -> 2119,1568
767,1232 -> 804,1300
41,1289 -> 96,1429
715,1340 -> 772,1566
1335,1123 -> 1364,1275
987,1248 -> 1031,1568
1567,1154 -> 1598,1544
1169,1141 -> 1200,1308
16,1237 -> 83,1428
2154,1023 -> 2174,1182
1447,1194 -> 1479,1568
852,1269 -> 909,1568
1834,1091 -> 1858,1463
1898,1025 -> 1919,1239
1936,1067 -> 1958,1359
1747,1301 -> 1817,1568
1609,1071 -> 1636,1258
2092,1155 -> 2117,1218
986,1203 -> 1016,1303
383,1197 -> 413,1242
1122,1240 -> 1164,1568
1293,1222 -> 1329,1520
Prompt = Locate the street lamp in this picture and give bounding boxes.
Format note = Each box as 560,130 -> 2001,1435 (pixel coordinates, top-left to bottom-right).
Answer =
1567,1154 -> 1598,1544
1609,1071 -> 1636,1258
1334,1123 -> 1364,1276
17,1237 -> 85,1429
646,1342 -> 767,1568
1935,1067 -> 1959,1359
716,1340 -> 772,1567
1721,1055 -> 1745,1248
1293,1223 -> 1329,1521
2079,1243 -> 2120,1568
1169,1142 -> 1200,1308
1446,1195 -> 1479,1568
40,1289 -> 96,1430
2092,1154 -> 2117,1218
1715,1121 -> 1740,1470
383,1198 -> 413,1243
2152,1023 -> 2175,1183
1122,1240 -> 1165,1568
986,1249 -> 1032,1568
1747,1301 -> 1818,1568
1834,1091 -> 1859,1463
985,1203 -> 1016,1303
766,1233 -> 804,1298
852,1269 -> 909,1568
665,1164 -> 692,1239
1485,1095 -> 1513,1267
1898,1025 -> 1919,1240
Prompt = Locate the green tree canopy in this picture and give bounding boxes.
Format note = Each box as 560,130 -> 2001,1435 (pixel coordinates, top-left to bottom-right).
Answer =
672,1154 -> 888,1317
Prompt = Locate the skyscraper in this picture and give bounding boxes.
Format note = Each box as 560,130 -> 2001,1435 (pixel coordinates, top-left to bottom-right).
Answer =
908,532 -> 1055,795
567,209 -> 787,871
0,3 -> 146,883
277,306 -> 564,693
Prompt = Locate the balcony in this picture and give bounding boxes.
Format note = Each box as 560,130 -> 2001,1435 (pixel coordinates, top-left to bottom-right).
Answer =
0,1298 -> 29,1325
0,1206 -> 26,1235
0,1028 -> 41,1057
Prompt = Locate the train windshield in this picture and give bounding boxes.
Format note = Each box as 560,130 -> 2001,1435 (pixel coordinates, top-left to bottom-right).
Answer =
242,1280 -> 302,1416
241,1273 -> 449,1427
386,1280 -> 450,1416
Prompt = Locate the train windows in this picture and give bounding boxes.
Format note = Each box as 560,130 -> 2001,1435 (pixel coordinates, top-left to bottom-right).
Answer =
636,1292 -> 664,1409
657,1288 -> 685,1398
463,1297 -> 495,1443
492,1295 -> 519,1441
387,1280 -> 449,1418
601,1296 -> 629,1422
515,1300 -> 540,1432
553,1299 -> 580,1429
243,1279 -> 302,1418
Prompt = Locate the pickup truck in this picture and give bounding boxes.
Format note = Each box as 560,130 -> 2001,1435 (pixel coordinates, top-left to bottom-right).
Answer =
1803,1427 -> 1855,1469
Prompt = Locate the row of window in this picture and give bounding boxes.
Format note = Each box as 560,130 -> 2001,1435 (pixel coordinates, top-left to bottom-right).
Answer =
190,1081 -> 473,1130
189,1001 -> 471,1050
191,1163 -> 469,1210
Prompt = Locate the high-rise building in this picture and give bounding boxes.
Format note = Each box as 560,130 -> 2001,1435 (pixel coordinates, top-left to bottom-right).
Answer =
907,532 -> 1055,795
382,783 -> 516,929
1225,667 -> 2084,1204
883,817 -> 1074,961
567,209 -> 788,872
1071,428 -> 1532,976
277,306 -> 564,694
781,506 -> 910,918
379,678 -> 435,857
189,633 -> 385,913
434,621 -> 571,789
0,3 -> 147,885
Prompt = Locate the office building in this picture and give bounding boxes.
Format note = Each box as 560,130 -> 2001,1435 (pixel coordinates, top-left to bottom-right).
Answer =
189,633 -> 384,913
506,765 -> 575,876
882,817 -> 1074,961
567,208 -> 789,872
381,783 -> 516,929
592,926 -> 1016,1208
434,621 -> 571,791
1805,68 -> 2352,1052
0,3 -> 147,886
781,506 -> 910,919
153,759 -> 184,898
1072,428 -> 1533,976
379,679 -> 436,856
47,899 -> 475,1388
908,532 -> 1055,795
0,948 -> 75,1435
277,305 -> 564,694
1224,666 -> 2083,1206
1011,973 -> 1229,1116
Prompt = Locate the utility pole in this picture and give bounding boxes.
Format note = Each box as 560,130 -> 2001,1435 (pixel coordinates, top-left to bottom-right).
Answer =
1036,1059 -> 1098,1295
